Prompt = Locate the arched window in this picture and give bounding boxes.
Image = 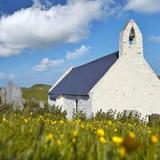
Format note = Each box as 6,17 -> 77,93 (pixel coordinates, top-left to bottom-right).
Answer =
129,27 -> 135,45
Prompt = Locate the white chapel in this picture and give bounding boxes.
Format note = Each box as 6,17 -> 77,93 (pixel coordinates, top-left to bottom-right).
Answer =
48,19 -> 160,118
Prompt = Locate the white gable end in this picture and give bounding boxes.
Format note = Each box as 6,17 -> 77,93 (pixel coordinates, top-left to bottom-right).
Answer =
90,20 -> 160,117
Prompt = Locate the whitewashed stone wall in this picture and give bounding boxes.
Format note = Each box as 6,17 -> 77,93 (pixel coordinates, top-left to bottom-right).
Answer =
90,54 -> 160,117
90,20 -> 160,117
55,96 -> 64,107
48,97 -> 56,107
119,19 -> 143,56
55,95 -> 91,118
56,96 -> 75,119
77,97 -> 92,118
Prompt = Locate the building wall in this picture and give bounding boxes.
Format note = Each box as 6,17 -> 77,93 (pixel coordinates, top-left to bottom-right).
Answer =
90,52 -> 160,117
48,97 -> 56,106
77,97 -> 92,118
119,19 -> 143,56
56,96 -> 64,107
56,96 -> 75,119
90,20 -> 160,117
55,95 -> 91,118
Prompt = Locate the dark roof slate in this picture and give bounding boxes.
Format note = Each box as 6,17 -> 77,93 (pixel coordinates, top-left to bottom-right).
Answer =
49,52 -> 119,99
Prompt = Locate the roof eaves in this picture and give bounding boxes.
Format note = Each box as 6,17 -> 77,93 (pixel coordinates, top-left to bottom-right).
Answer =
56,93 -> 89,99
49,67 -> 74,93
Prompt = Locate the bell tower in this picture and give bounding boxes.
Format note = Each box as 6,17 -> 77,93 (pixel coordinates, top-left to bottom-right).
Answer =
119,19 -> 143,56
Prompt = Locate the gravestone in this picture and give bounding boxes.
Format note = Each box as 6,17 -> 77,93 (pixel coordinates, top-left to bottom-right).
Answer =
1,82 -> 24,110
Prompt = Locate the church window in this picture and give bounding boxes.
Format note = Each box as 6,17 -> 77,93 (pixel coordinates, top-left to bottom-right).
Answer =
129,27 -> 135,45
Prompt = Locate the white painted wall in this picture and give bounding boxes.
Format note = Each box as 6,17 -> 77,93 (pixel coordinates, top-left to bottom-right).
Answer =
90,20 -> 160,117
55,95 -> 91,118
90,54 -> 160,117
119,19 -> 143,56
78,97 -> 92,118
48,97 -> 56,106
56,96 -> 76,119
56,96 -> 64,107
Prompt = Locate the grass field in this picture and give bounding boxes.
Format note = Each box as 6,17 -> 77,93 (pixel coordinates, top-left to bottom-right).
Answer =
22,84 -> 51,102
0,111 -> 159,160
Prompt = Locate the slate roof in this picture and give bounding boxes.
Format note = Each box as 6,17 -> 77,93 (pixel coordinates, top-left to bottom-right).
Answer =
49,52 -> 119,100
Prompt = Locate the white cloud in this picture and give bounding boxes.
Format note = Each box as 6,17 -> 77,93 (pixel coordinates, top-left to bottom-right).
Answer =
33,58 -> 64,72
66,45 -> 91,60
125,0 -> 160,13
150,35 -> 160,43
0,0 -> 111,57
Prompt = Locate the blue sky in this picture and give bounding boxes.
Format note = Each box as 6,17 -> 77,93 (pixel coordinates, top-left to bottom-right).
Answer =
0,0 -> 160,87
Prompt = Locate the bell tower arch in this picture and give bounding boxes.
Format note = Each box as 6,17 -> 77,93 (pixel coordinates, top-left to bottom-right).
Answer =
119,19 -> 143,56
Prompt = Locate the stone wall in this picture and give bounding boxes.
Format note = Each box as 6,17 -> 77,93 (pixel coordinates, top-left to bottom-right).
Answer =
119,19 -> 143,56
90,54 -> 160,117
90,20 -> 160,117
48,97 -> 56,106
55,95 -> 91,118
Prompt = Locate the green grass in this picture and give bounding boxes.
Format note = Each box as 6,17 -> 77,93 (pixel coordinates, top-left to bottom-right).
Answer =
0,112 -> 160,160
22,84 -> 51,102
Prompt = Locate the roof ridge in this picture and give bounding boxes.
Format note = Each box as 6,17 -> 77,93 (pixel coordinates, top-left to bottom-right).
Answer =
74,51 -> 119,69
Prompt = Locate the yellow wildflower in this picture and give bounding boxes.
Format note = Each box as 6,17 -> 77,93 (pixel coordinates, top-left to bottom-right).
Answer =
148,130 -> 151,134
99,136 -> 106,144
46,133 -> 53,141
57,140 -> 62,146
80,124 -> 85,129
2,118 -> 6,122
112,136 -> 124,145
128,132 -> 136,139
73,130 -> 79,137
128,123 -> 132,127
24,119 -> 28,123
114,128 -> 118,132
59,120 -> 64,124
60,134 -> 64,139
151,135 -> 158,144
108,120 -> 112,126
118,147 -> 127,159
96,128 -> 105,137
